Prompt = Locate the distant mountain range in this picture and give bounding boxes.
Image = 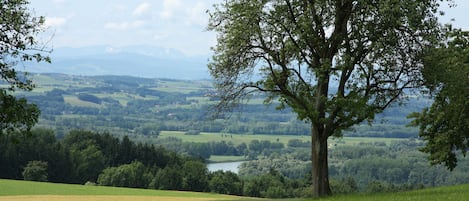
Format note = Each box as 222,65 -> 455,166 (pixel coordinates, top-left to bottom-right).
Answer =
24,45 -> 211,80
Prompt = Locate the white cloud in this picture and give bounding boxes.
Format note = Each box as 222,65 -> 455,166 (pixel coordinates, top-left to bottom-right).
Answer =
44,17 -> 67,28
133,2 -> 151,16
160,0 -> 182,19
104,20 -> 145,30
185,2 -> 208,26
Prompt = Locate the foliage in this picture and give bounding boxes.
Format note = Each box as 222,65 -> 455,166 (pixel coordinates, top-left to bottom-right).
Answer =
410,28 -> 469,170
209,170 -> 243,195
22,160 -> 48,182
242,169 -> 296,198
287,139 -> 310,148
97,161 -> 152,188
207,0 -> 445,196
181,160 -> 209,192
329,177 -> 358,194
151,165 -> 183,190
0,0 -> 50,136
0,91 -> 41,138
0,129 -> 178,184
77,93 -> 102,104
239,153 -> 310,179
239,139 -> 469,194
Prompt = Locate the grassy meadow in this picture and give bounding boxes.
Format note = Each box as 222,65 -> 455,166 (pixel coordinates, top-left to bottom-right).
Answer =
157,131 -> 404,147
297,184 -> 469,201
208,155 -> 247,163
0,179 -> 244,201
1,179 -> 468,201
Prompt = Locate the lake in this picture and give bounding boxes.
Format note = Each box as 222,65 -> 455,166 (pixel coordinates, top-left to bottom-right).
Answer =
207,161 -> 245,174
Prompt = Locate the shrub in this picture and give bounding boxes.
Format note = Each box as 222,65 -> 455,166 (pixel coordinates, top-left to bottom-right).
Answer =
22,161 -> 48,182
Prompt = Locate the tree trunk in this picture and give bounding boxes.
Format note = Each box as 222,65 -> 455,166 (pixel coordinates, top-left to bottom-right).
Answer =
311,125 -> 331,197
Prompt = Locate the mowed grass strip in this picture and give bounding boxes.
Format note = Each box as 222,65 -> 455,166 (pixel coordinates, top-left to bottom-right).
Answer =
0,195 -> 237,201
0,179 -> 245,201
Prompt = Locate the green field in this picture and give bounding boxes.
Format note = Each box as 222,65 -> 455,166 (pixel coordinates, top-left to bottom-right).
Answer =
256,184 -> 469,201
0,179 -> 243,201
63,95 -> 102,108
1,179 -> 468,201
208,155 -> 247,163
158,131 -> 404,147
298,184 -> 469,201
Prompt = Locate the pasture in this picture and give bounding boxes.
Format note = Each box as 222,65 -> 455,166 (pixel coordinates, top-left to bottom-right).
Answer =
0,179 -> 244,201
157,131 -> 405,147
1,179 -> 468,201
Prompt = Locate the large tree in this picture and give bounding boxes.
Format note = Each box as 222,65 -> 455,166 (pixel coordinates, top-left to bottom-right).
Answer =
207,0 -> 445,196
409,28 -> 469,171
0,0 -> 50,136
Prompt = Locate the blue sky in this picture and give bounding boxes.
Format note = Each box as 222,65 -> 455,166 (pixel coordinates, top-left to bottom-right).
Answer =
30,0 -> 469,56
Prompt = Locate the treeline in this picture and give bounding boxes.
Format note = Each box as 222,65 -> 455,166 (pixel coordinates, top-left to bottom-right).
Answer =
238,139 -> 469,194
0,130 -> 304,198
0,129 -> 184,185
0,130 -> 312,198
0,129 -> 225,192
152,137 -> 286,160
5,130 -> 468,198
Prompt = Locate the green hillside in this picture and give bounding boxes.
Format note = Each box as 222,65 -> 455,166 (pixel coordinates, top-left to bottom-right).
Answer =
1,179 -> 468,201
235,184 -> 469,201
0,179 -> 242,200
299,184 -> 469,201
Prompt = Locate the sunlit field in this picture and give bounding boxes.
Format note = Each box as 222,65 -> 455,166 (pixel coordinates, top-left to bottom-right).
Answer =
2,179 -> 469,201
0,179 -> 245,201
157,131 -> 405,147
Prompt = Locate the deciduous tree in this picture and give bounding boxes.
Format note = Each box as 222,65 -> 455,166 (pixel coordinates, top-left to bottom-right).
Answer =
182,160 -> 209,192
209,170 -> 243,195
208,0 -> 446,196
22,160 -> 48,181
0,0 -> 50,137
410,28 -> 469,170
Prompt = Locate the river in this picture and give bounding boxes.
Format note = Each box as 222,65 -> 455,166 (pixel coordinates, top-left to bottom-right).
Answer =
206,161 -> 245,174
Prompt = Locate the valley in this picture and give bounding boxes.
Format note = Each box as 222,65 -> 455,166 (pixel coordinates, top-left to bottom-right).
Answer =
3,73 -> 468,198
14,73 -> 425,139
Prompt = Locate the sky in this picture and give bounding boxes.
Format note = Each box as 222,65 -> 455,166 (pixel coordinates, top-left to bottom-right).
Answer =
30,0 -> 469,57
31,0 -> 219,56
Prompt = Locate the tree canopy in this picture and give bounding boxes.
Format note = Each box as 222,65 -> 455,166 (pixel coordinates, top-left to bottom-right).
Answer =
0,0 -> 50,136
208,0 -> 446,196
410,28 -> 469,170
